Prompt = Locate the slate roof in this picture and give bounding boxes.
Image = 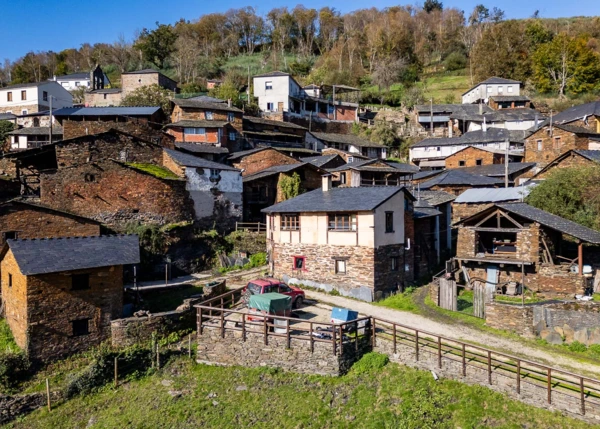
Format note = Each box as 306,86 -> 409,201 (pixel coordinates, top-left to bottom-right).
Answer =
456,162 -> 536,178
300,155 -> 339,167
418,190 -> 456,206
413,170 -> 444,181
496,203 -> 600,244
262,186 -> 413,214
55,72 -> 90,80
551,101 -> 600,124
185,95 -> 224,103
454,185 -> 536,203
243,116 -> 307,130
171,98 -> 242,113
53,106 -> 161,116
174,143 -> 229,154
164,149 -> 239,171
242,163 -> 316,182
1,81 -> 48,90
411,128 -> 527,148
311,132 -> 384,148
5,235 -> 140,275
419,170 -> 504,189
254,71 -> 290,78
88,88 -> 122,94
462,77 -> 521,96
482,108 -> 542,122
553,124 -> 600,136
413,199 -> 442,219
329,159 -> 418,174
489,95 -> 531,102
573,150 -> 600,163
8,126 -> 63,136
165,120 -> 228,128
414,103 -> 493,116
0,113 -> 17,120
228,147 -> 267,160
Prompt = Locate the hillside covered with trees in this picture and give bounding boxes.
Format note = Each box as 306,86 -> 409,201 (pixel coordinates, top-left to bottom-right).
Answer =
1,3 -> 599,108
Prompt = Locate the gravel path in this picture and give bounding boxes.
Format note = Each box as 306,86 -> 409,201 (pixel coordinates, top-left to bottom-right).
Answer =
304,289 -> 600,378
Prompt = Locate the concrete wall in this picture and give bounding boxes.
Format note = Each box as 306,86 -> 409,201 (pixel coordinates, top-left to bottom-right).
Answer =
253,75 -> 298,112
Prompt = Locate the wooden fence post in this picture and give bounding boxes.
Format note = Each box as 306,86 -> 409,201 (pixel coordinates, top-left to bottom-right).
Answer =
188,334 -> 192,359
581,377 -> 586,415
309,322 -> 314,353
371,319 -> 376,348
263,316 -> 268,346
516,360 -> 521,394
199,308 -> 203,335
461,344 -> 466,377
46,378 -> 51,412
437,337 -> 442,368
242,314 -> 246,342
114,357 -> 118,387
392,324 -> 397,354
415,330 -> 419,361
547,368 -> 552,404
156,344 -> 160,369
333,326 -> 337,355
487,351 -> 492,385
220,309 -> 225,338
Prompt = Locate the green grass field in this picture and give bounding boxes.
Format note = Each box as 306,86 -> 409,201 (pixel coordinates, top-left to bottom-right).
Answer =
421,72 -> 472,104
8,356 -> 594,429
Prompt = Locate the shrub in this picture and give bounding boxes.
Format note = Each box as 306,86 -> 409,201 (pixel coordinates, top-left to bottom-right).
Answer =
568,341 -> 588,353
444,51 -> 467,71
589,344 -> 600,357
0,350 -> 30,389
351,352 -> 389,375
248,252 -> 267,267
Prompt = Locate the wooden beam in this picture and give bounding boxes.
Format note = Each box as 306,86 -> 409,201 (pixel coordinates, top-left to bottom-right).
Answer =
474,227 -> 522,233
474,209 -> 500,227
498,211 -> 523,229
578,242 -> 583,276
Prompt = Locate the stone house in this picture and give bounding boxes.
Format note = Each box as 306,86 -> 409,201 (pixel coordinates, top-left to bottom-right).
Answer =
419,169 -> 504,196
228,147 -> 300,177
412,103 -> 492,137
308,132 -> 387,159
550,101 -> 600,133
242,116 -> 307,148
418,190 -> 455,256
524,124 -> 600,172
0,81 -> 73,116
300,154 -> 346,170
530,150 -> 600,180
84,88 -> 123,107
121,69 -> 178,97
328,159 -> 418,187
263,180 -> 415,301
163,149 -> 242,230
174,142 -> 229,162
462,77 -> 521,104
0,234 -> 140,362
321,147 -> 370,163
0,199 -> 100,245
451,185 -> 536,224
169,98 -> 243,152
488,95 -> 532,110
453,202 -> 600,298
7,126 -> 63,151
243,162 -> 326,222
445,146 -> 523,169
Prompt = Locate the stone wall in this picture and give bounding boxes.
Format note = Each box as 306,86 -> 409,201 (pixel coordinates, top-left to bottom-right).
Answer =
84,91 -> 123,107
452,203 -> 493,224
456,228 -> 476,258
284,115 -> 353,134
485,302 -> 535,336
374,244 -> 411,299
40,160 -> 194,227
171,105 -> 243,134
0,104 -> 39,115
232,148 -> 299,177
61,121 -> 173,148
445,147 -> 498,169
196,324 -> 371,376
524,126 -> 591,169
0,391 -> 62,426
121,72 -> 177,97
0,201 -> 100,245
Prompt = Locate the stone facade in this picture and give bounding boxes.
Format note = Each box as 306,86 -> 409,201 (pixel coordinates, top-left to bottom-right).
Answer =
84,90 -> 122,107
534,151 -> 597,180
232,148 -> 299,177
524,126 -> 592,170
562,115 -> 600,134
121,71 -> 178,97
0,104 -> 39,115
40,160 -> 193,227
0,201 -> 100,245
1,248 -> 124,362
452,202 -> 493,224
485,302 -> 535,336
445,146 -> 503,169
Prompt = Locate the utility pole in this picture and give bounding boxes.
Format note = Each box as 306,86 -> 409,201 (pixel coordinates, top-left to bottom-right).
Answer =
504,138 -> 509,188
48,96 -> 53,145
247,65 -> 250,103
430,98 -> 433,136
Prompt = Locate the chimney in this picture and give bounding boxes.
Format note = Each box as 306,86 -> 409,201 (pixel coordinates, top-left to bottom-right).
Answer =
479,102 -> 483,115
227,99 -> 232,107
53,75 -> 57,81
322,174 -> 332,192
482,117 -> 487,133
534,113 -> 539,129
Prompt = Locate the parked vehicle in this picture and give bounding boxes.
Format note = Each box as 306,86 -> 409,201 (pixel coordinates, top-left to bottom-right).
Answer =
247,292 -> 292,324
243,278 -> 305,308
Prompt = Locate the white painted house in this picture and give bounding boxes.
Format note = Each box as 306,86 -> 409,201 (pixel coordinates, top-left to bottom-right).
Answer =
0,81 -> 73,116
53,71 -> 110,91
462,77 -> 521,105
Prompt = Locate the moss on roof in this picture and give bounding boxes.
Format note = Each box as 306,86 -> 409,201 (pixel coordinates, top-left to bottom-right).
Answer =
125,163 -> 179,180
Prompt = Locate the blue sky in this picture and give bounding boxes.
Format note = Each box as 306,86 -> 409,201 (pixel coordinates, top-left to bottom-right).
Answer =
1,0 -> 597,61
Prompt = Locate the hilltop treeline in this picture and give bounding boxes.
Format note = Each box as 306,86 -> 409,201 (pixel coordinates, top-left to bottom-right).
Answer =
1,3 -> 599,99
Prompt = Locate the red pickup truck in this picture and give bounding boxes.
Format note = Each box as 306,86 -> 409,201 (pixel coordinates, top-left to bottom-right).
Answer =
243,279 -> 305,308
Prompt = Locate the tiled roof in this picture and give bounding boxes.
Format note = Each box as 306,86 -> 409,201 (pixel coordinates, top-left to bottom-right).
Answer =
311,132 -> 384,148
174,143 -> 229,154
262,186 -> 413,213
414,103 -> 492,116
164,149 -> 239,171
497,203 -> 600,244
53,106 -> 161,116
8,126 -> 63,136
5,235 -> 140,275
413,170 -> 444,181
165,120 -> 228,128
412,128 -> 528,149
418,190 -> 456,206
420,170 -> 504,189
456,162 -> 536,177
329,159 -> 418,174
171,98 -> 242,113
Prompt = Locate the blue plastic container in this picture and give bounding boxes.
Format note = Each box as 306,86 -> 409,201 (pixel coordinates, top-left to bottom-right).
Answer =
331,307 -> 359,323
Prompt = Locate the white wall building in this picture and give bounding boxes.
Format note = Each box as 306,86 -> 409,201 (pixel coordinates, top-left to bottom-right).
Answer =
462,77 -> 521,105
53,72 -> 110,91
0,81 -> 73,115
253,71 -> 301,113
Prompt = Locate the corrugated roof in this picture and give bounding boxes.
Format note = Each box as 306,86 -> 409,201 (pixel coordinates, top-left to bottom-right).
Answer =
174,143 -> 229,154
262,186 -> 413,214
454,185 -> 536,203
164,149 -> 239,171
53,106 -> 161,116
311,132 -> 384,148
497,203 -> 600,244
6,235 -> 140,275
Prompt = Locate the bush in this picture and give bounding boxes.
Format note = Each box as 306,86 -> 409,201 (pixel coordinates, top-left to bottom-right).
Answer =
249,252 -> 267,267
351,352 -> 389,375
568,341 -> 588,353
589,344 -> 600,357
0,350 -> 30,389
444,51 -> 467,71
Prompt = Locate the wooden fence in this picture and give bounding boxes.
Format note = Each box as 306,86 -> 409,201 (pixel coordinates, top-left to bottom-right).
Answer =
235,222 -> 267,233
439,278 -> 457,311
195,287 -> 600,417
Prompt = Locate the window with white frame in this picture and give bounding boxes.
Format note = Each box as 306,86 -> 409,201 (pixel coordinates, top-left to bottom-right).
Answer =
537,139 -> 543,151
267,102 -> 274,111
498,86 -> 504,93
227,112 -> 234,122
265,81 -> 273,90
205,111 -> 213,120
184,127 -> 206,135
487,87 -> 493,93
334,259 -> 347,274
507,86 -> 514,93
281,214 -> 300,230
328,214 -> 357,231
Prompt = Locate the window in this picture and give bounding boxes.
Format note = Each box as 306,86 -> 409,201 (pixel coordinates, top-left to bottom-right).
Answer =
340,172 -> 347,185
266,102 -> 274,111
537,139 -> 543,151
227,112 -> 235,122
487,86 -> 493,93
43,91 -> 48,101
328,214 -> 357,231
71,273 -> 90,291
293,256 -> 305,270
229,132 -> 236,141
498,86 -> 504,93
281,214 -> 300,230
476,159 -> 483,166
104,94 -> 107,100
265,81 -> 273,90
75,82 -> 80,87
21,90 -> 26,100
3,231 -> 17,241
21,110 -> 27,115
335,259 -> 347,274
8,273 -> 12,288
391,256 -> 399,272
385,211 -> 394,233
205,111 -> 213,120
72,319 -> 90,336
458,160 -> 466,167
184,127 -> 205,135
554,136 -> 561,149
279,284 -> 292,293
347,156 -> 354,163
436,147 -> 441,151
84,173 -> 96,183
507,86 -> 514,93
7,92 -> 12,102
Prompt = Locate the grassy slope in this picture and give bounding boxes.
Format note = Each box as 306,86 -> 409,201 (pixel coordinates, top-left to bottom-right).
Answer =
0,318 -> 18,352
9,357 -> 593,429
421,72 -> 471,104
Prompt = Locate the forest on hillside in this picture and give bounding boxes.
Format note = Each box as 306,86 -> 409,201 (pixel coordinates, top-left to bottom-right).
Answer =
1,2 -> 600,107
